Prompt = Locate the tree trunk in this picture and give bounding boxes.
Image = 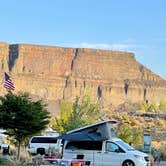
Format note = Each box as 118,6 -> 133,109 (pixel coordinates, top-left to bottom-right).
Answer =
17,140 -> 21,160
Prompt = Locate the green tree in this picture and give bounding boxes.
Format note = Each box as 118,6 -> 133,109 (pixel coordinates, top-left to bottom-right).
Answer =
117,124 -> 142,146
53,94 -> 101,134
132,127 -> 142,146
117,124 -> 133,144
52,101 -> 73,134
0,92 -> 50,160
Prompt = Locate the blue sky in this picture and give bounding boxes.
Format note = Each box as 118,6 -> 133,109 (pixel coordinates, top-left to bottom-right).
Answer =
0,0 -> 166,79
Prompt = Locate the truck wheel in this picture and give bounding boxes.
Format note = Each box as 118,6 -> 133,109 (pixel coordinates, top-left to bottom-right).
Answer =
122,160 -> 135,166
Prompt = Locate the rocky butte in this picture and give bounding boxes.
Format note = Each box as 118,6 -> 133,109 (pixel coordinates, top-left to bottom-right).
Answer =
0,42 -> 166,115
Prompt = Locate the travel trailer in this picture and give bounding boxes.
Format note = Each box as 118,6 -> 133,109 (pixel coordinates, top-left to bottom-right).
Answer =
61,120 -> 150,166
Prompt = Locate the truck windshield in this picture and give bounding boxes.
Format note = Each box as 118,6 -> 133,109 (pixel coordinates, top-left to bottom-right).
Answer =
116,140 -> 134,151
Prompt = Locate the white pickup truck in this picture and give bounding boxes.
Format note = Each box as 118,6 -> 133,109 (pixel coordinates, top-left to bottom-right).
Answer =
62,138 -> 150,166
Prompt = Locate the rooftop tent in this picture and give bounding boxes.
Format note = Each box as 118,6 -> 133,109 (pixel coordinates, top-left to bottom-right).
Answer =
67,120 -> 117,140
67,120 -> 117,134
57,120 -> 117,141
56,131 -> 106,141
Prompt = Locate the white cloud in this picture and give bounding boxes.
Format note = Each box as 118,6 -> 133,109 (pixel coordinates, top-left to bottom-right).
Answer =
72,42 -> 140,51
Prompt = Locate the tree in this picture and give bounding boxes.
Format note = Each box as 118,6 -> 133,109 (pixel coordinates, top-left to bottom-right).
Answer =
117,124 -> 133,144
53,94 -> 101,134
52,101 -> 73,134
132,127 -> 142,146
0,92 -> 50,160
117,124 -> 142,146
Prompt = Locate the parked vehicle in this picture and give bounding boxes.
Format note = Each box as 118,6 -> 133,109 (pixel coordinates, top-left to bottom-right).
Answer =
28,136 -> 62,155
60,120 -> 150,166
63,138 -> 150,166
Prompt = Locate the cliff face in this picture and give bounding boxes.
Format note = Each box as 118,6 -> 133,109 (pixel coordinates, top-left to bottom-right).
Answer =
0,42 -> 166,114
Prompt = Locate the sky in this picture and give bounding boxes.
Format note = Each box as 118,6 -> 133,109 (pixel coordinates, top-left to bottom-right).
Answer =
0,0 -> 166,79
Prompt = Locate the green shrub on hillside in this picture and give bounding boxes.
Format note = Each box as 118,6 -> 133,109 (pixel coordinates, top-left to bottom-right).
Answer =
159,100 -> 166,113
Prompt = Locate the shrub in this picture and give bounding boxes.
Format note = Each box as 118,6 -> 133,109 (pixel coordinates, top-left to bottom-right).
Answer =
0,146 -> 32,166
0,155 -> 18,166
9,146 -> 32,163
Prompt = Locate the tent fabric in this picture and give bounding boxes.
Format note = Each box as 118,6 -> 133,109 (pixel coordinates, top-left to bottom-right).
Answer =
56,132 -> 106,141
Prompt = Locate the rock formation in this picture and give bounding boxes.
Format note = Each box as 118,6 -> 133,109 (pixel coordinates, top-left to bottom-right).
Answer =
0,42 -> 166,115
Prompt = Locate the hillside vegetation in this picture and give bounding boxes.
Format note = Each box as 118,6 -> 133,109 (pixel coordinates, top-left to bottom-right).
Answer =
104,100 -> 166,147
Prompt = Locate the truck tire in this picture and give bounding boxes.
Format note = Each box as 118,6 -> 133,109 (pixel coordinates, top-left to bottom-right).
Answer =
122,160 -> 135,166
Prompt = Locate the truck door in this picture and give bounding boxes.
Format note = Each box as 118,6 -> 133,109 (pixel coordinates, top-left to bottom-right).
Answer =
93,150 -> 103,166
102,141 -> 125,166
89,141 -> 103,166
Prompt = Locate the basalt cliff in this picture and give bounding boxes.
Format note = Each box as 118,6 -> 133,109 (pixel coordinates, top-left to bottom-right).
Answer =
0,42 -> 166,115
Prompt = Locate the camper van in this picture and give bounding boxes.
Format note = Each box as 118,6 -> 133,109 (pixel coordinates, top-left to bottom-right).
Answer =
63,138 -> 150,166
61,121 -> 150,166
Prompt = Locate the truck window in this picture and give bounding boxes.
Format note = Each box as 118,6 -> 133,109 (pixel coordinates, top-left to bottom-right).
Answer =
106,142 -> 120,152
31,137 -> 57,143
116,140 -> 134,151
65,141 -> 102,150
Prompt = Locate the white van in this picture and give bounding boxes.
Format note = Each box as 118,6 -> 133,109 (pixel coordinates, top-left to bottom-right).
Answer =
28,136 -> 62,155
62,138 -> 150,166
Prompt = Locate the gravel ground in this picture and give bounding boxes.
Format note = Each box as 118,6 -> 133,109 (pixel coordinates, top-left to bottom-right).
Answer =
155,161 -> 166,166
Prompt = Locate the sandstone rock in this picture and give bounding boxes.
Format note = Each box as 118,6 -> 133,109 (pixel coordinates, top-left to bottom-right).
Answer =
0,42 -> 166,115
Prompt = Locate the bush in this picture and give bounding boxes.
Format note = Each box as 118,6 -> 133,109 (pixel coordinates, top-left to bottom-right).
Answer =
0,155 -> 18,166
9,146 -> 32,163
0,145 -> 32,166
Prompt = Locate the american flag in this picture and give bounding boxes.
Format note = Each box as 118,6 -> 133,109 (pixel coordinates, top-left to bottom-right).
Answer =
3,72 -> 15,91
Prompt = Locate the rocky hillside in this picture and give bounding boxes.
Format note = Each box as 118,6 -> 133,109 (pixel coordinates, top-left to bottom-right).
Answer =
0,42 -> 166,115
